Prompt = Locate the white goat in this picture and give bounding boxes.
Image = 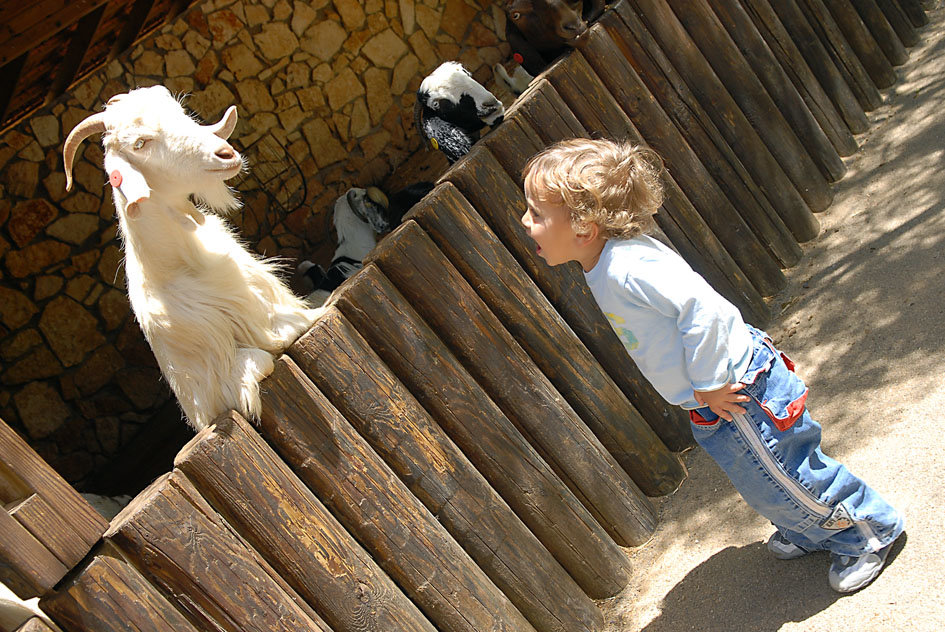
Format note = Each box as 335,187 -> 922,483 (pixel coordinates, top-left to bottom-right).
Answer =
62,86 -> 321,431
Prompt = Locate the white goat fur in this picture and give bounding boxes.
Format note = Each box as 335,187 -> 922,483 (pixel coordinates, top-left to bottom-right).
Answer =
63,86 -> 320,430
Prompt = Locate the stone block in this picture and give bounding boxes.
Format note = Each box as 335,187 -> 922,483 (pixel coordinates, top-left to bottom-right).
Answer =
2,161 -> 39,198
325,67 -> 365,110
236,79 -> 276,113
400,0 -> 416,34
165,49 -> 197,77
14,381 -> 70,440
416,3 -> 442,38
98,289 -> 130,331
255,22 -> 299,60
362,28 -> 408,68
39,296 -> 106,368
0,328 -> 43,362
222,44 -> 264,80
207,9 -> 244,45
391,53 -> 419,95
334,0 -> 367,30
0,287 -> 37,330
303,20 -> 347,61
8,199 -> 57,247
29,115 -> 60,148
4,240 -> 71,278
46,213 -> 100,245
2,346 -> 63,385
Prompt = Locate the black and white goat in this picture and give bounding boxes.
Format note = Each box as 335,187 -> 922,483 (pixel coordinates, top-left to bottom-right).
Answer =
297,182 -> 432,305
62,86 -> 321,431
414,62 -> 505,163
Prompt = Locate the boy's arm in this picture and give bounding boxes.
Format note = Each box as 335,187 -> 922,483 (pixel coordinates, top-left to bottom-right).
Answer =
693,383 -> 750,421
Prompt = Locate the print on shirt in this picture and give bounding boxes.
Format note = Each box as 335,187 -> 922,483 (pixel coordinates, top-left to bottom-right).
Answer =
605,312 -> 639,351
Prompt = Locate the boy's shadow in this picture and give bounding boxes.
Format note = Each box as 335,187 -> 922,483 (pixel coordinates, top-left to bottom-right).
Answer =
641,534 -> 907,632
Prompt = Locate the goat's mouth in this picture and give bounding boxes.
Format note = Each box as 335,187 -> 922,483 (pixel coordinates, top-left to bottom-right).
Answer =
209,160 -> 244,178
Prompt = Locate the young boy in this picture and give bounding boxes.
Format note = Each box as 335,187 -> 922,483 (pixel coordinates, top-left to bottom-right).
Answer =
520,138 -> 904,593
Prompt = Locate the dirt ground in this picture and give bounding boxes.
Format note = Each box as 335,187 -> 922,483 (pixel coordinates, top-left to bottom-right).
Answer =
599,4 -> 945,631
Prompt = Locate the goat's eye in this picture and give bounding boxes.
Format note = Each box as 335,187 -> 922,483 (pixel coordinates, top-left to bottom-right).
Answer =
133,138 -> 147,150
510,11 -> 521,20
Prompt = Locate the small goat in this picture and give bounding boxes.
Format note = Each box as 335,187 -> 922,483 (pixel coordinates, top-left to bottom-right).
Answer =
504,0 -> 606,75
415,62 -> 505,163
63,86 -> 321,431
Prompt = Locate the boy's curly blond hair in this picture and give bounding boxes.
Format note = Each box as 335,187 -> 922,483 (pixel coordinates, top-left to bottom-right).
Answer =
522,138 -> 665,239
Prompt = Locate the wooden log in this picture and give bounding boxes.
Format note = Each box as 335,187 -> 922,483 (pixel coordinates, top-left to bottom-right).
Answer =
258,356 -> 537,632
504,77 -> 588,143
14,618 -> 56,632
896,0 -> 929,27
333,263 -> 631,600
445,141 -> 694,450
0,418 -> 106,549
290,308 -> 603,629
595,11 -> 814,253
405,182 -> 686,496
823,0 -> 897,87
40,546 -> 202,632
795,0 -> 883,109
737,0 -> 862,152
104,472 -> 332,632
875,0 -> 919,47
852,0 -> 910,64
174,411 -> 437,632
366,220 -> 658,546
8,493 -> 89,568
541,48 -> 774,323
663,0 -> 842,191
0,509 -> 67,599
704,0 -> 856,162
623,0 -> 830,213
572,24 -> 791,293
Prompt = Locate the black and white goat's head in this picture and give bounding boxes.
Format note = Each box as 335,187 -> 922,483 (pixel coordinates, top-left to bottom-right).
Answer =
63,85 -> 244,221
415,62 -> 505,163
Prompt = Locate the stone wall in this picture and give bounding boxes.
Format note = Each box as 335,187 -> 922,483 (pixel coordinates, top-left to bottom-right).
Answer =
0,0 -> 511,488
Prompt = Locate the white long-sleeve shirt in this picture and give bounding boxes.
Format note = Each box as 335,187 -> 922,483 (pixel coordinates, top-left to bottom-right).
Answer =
584,236 -> 752,409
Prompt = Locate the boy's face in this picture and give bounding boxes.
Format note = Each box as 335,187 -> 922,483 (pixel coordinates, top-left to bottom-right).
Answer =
522,174 -> 594,269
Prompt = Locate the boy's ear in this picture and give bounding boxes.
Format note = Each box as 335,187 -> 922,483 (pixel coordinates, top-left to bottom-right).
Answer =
576,222 -> 601,245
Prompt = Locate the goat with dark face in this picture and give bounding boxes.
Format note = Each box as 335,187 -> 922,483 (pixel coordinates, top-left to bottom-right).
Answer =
504,0 -> 606,75
415,62 -> 505,163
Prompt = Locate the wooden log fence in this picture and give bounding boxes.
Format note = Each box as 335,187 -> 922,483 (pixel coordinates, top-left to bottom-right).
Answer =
1,1 -> 931,630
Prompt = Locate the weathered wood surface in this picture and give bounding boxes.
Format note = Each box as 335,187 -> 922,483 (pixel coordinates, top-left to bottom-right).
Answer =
40,546 -> 202,632
541,48 -> 772,324
824,0 -> 897,87
705,0 -> 856,162
290,308 -> 602,629
14,617 -> 57,632
761,0 -> 874,129
874,0 -> 919,47
445,141 -> 693,450
406,182 -> 686,496
736,0 -> 862,150
366,220 -> 658,546
504,77 -> 589,144
577,24 -> 790,294
0,417 -> 105,597
104,472 -> 332,632
662,0 -> 841,190
258,356 -> 536,632
594,11 -> 813,256
174,411 -> 436,632
852,0 -> 910,63
896,0 -> 929,26
333,264 -> 631,600
623,0 -> 829,213
795,0 -> 883,109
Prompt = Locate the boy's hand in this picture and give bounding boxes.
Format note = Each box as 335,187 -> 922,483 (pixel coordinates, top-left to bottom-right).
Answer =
694,383 -> 750,421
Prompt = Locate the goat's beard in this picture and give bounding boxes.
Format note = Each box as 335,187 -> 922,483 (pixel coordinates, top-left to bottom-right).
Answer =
193,179 -> 242,216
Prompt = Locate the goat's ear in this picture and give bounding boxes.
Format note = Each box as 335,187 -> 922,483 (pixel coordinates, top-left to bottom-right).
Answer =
104,152 -> 150,219
206,105 -> 238,140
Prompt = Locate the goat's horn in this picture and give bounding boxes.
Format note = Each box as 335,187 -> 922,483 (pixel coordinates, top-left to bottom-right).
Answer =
63,113 -> 107,192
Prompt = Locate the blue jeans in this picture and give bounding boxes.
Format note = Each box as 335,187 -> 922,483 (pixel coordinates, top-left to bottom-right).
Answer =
689,327 -> 904,557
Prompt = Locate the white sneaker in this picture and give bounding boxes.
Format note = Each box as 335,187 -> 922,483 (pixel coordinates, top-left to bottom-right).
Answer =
828,539 -> 897,593
766,531 -> 811,560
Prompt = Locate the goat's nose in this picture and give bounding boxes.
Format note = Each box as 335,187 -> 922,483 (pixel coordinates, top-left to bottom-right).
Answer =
562,19 -> 587,35
215,146 -> 236,160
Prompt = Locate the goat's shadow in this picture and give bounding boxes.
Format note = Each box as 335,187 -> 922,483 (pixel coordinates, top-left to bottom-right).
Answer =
639,534 -> 907,632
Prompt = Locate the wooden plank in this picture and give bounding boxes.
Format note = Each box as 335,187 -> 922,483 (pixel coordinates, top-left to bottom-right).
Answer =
795,0 -> 883,109
703,0 -> 855,166
736,0 -> 862,151
0,0 -> 111,66
663,0 -> 841,193
9,494 -> 89,568
851,0 -> 910,64
291,309 -> 603,627
45,4 -> 107,104
444,140 -> 695,451
0,418 -> 106,549
41,545 -> 202,632
333,264 -> 631,599
104,472 -> 332,632
566,24 -> 791,294
874,0 -> 919,47
503,77 -> 589,143
14,617 -> 57,632
595,12 -> 813,256
110,0 -> 156,60
175,411 -> 436,632
258,356 -> 536,632
0,53 -> 27,131
0,508 -> 68,599
822,0 -> 897,87
406,182 -> 686,496
896,0 -> 928,27
367,220 -> 658,546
